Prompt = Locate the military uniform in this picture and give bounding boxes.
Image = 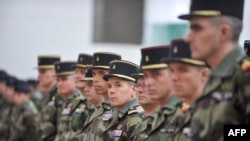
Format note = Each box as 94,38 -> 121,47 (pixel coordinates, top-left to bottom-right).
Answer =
131,96 -> 182,141
0,97 -> 14,141
53,61 -> 94,141
77,99 -> 113,141
177,0 -> 249,141
9,100 -> 40,141
39,85 -> 64,141
54,90 -> 93,141
103,98 -> 143,141
161,39 -> 207,141
75,53 -> 95,114
72,52 -> 122,141
101,60 -> 144,141
188,47 -> 249,141
0,71 -> 10,140
35,55 -> 61,141
9,80 -> 40,141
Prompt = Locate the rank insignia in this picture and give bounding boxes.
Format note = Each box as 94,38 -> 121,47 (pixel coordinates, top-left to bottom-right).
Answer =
102,113 -> 112,121
112,130 -> 122,137
62,107 -> 71,115
241,59 -> 250,72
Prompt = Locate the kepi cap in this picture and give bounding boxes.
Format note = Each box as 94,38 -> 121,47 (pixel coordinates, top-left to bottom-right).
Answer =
178,0 -> 244,21
141,45 -> 170,70
76,53 -> 93,68
103,60 -> 139,82
55,61 -> 76,76
91,52 -> 121,69
244,40 -> 250,57
36,55 -> 60,69
161,39 -> 206,66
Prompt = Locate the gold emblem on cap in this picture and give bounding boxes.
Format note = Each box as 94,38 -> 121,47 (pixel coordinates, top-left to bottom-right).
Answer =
173,46 -> 178,54
145,55 -> 149,62
113,64 -> 116,69
80,57 -> 83,62
245,48 -> 248,53
96,56 -> 99,62
57,65 -> 60,70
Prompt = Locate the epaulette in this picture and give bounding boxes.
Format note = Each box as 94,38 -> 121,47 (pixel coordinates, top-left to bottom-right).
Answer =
241,57 -> 250,72
75,95 -> 85,101
128,105 -> 144,115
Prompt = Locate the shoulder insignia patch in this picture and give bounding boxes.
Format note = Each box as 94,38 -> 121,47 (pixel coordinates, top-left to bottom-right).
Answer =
241,59 -> 250,72
128,106 -> 144,115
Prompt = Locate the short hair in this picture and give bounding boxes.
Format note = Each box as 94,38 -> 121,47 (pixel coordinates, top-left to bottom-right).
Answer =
210,16 -> 243,42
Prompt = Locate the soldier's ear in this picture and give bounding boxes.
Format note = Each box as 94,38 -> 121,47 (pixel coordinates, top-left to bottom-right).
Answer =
219,24 -> 231,42
201,67 -> 210,83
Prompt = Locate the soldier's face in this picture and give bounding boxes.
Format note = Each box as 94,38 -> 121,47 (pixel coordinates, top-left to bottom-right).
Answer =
38,69 -> 56,87
5,86 -> 15,100
92,68 -> 109,95
84,81 -> 104,107
0,82 -> 7,94
186,17 -> 221,61
57,74 -> 76,98
75,67 -> 86,89
143,68 -> 172,101
108,77 -> 136,110
13,93 -> 30,106
136,77 -> 156,106
169,62 -> 209,102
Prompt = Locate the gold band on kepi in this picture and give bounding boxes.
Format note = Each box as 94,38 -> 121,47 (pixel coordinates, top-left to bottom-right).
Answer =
90,52 -> 122,69
161,39 -> 206,66
54,61 -> 76,76
35,55 -> 60,69
103,60 -> 139,82
141,45 -> 170,70
178,0 -> 244,20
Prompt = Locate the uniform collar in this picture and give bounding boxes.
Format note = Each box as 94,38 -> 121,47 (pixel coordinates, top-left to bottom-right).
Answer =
211,47 -> 245,77
118,98 -> 139,116
66,89 -> 80,101
162,95 -> 181,111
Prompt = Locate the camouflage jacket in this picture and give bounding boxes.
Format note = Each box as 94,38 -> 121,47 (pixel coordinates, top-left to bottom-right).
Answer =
54,90 -> 94,141
189,47 -> 250,141
171,102 -> 192,141
131,95 -> 182,141
39,85 -> 64,141
102,98 -> 144,141
0,97 -> 14,141
8,100 -> 40,141
81,99 -> 113,141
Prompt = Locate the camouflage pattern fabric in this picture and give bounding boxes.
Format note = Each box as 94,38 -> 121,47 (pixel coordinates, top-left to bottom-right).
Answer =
189,47 -> 250,141
102,98 -> 144,141
8,101 -> 40,141
54,90 -> 93,141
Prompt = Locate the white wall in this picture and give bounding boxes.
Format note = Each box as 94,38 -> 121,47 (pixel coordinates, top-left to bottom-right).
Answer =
0,0 -> 249,80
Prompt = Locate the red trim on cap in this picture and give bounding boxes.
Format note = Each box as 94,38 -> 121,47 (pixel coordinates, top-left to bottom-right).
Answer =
141,45 -> 170,51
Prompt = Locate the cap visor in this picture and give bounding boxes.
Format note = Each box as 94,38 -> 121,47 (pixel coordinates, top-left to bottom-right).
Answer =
178,14 -> 192,20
